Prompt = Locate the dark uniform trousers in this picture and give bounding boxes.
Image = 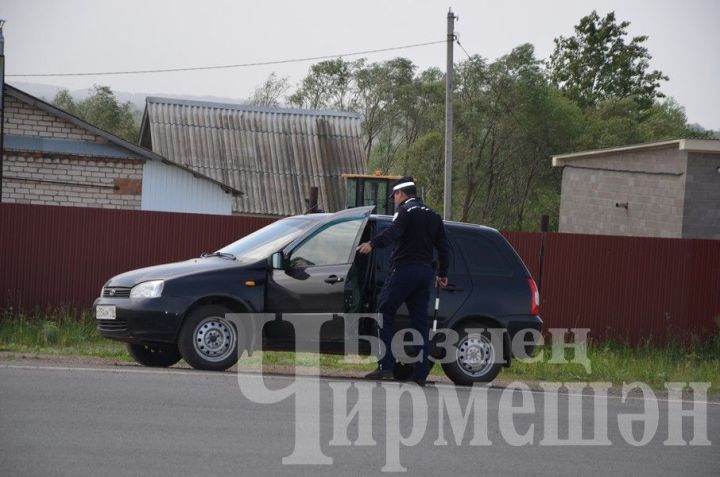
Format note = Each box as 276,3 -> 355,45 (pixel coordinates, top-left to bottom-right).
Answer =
377,262 -> 436,379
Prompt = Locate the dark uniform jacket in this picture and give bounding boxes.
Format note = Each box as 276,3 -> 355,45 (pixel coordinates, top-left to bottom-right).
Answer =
370,197 -> 450,277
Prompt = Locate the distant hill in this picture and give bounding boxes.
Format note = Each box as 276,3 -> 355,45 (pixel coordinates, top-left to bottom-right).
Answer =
9,81 -> 252,111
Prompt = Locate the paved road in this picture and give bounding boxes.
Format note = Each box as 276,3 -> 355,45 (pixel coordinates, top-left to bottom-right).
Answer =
0,363 -> 717,476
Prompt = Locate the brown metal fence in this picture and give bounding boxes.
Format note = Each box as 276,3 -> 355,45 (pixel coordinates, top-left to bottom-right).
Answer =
1,203 -> 718,344
503,231 -> 720,344
0,204 -> 275,312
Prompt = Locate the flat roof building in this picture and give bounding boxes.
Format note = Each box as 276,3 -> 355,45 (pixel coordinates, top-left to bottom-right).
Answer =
552,139 -> 720,239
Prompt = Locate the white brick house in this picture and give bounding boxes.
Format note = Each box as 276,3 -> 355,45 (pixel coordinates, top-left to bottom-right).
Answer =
1,85 -> 241,214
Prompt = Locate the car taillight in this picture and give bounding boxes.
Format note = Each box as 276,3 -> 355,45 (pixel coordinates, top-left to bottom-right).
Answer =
528,277 -> 540,315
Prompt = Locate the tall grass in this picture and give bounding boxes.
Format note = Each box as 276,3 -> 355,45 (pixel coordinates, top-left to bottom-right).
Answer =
505,337 -> 720,391
0,309 -> 128,359
0,309 -> 717,392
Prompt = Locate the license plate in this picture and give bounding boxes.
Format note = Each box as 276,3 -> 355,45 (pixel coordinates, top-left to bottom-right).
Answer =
96,305 -> 116,320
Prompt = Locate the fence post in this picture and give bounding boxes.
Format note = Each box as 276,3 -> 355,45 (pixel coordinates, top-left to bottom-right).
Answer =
538,215 -> 549,291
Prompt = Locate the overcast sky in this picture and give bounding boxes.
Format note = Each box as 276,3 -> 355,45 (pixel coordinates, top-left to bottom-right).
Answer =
3,0 -> 719,129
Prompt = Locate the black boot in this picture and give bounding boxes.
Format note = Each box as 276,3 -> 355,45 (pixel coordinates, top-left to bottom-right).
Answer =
410,376 -> 427,387
365,367 -> 395,380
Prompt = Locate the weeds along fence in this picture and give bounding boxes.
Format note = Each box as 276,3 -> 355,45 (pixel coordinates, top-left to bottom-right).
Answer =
1,203 -> 718,344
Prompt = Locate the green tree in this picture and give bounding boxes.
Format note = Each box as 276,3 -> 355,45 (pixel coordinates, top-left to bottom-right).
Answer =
52,85 -> 139,142
289,58 -> 359,110
290,57 -> 443,174
354,58 -> 416,160
637,98 -> 711,140
453,45 -> 583,228
402,131 -> 444,209
548,11 -> 668,110
370,66 -> 444,175
53,89 -> 80,116
286,23 -> 699,231
580,96 -> 707,148
250,73 -> 290,107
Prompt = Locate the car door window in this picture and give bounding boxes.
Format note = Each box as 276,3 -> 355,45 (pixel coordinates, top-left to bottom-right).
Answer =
289,219 -> 361,267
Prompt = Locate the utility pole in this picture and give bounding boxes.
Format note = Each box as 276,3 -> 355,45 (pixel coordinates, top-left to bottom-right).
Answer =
0,19 -> 5,203
443,9 -> 457,221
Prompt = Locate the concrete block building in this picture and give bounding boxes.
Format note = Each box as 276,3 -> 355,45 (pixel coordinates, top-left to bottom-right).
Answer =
1,85 -> 241,214
552,139 -> 720,239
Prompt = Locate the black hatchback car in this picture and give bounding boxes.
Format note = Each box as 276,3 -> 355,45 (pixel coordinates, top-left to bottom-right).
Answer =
95,206 -> 542,385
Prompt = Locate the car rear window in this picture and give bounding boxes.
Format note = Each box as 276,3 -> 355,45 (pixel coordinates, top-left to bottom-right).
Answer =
452,231 -> 514,277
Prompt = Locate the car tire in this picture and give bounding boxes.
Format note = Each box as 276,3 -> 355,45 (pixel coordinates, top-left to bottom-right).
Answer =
127,343 -> 182,368
178,305 -> 241,371
442,321 -> 504,386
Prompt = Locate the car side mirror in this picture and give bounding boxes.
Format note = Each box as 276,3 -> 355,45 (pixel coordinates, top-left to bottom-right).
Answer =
271,252 -> 285,270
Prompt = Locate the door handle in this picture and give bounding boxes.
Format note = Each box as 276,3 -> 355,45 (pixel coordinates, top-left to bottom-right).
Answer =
324,275 -> 345,284
443,285 -> 464,292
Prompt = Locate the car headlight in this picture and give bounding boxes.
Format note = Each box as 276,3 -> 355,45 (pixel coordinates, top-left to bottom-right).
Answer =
130,280 -> 165,299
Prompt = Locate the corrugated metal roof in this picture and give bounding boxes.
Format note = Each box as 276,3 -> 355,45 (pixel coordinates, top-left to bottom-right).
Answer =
5,84 -> 242,196
139,97 -> 367,216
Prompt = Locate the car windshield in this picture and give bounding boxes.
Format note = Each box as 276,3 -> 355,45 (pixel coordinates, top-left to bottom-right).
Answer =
216,217 -> 315,261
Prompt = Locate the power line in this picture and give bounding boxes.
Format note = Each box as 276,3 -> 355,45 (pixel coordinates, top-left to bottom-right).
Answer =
7,40 -> 446,78
455,35 -> 473,60
457,41 -> 472,60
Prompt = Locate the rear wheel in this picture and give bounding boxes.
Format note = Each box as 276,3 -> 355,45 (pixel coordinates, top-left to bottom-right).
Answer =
127,343 -> 182,368
178,305 -> 241,371
442,321 -> 504,386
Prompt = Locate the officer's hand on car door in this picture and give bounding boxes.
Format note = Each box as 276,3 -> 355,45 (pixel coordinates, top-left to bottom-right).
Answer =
356,242 -> 372,254
436,276 -> 448,288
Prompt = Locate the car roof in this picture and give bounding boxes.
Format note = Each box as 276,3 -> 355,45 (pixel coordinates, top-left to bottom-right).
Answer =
283,212 -> 500,235
371,214 -> 500,234
281,213 -> 332,224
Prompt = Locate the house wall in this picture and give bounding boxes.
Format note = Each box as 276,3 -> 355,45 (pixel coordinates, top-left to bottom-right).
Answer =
2,94 -> 143,209
141,160 -> 232,215
3,95 -> 107,143
558,147 -> 687,237
682,152 -> 720,239
2,153 -> 143,209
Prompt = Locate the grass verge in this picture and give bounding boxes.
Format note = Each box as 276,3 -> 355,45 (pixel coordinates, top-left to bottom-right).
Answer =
0,312 -> 131,360
1,312 -> 717,393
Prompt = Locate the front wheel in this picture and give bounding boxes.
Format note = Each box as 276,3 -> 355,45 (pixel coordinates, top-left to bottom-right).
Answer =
127,343 -> 182,368
178,305 -> 241,371
442,322 -> 504,386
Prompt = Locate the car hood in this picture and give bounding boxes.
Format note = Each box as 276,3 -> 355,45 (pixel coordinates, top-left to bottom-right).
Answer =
105,257 -> 260,287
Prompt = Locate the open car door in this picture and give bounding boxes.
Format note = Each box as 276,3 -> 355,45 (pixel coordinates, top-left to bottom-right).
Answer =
265,206 -> 373,343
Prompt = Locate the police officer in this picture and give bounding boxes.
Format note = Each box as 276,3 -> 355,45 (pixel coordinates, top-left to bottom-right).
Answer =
356,176 -> 449,386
